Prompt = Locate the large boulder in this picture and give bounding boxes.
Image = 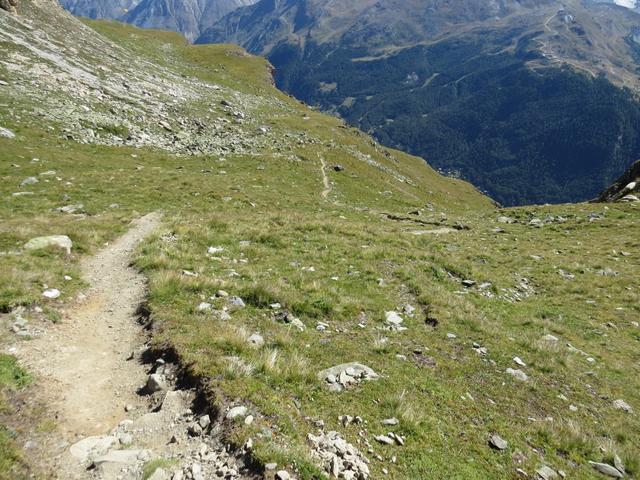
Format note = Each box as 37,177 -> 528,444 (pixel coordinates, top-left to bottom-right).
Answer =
24,235 -> 72,255
596,159 -> 640,202
69,436 -> 118,463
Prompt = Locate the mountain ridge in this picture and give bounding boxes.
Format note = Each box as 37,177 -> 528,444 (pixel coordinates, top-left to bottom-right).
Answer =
60,0 -> 257,41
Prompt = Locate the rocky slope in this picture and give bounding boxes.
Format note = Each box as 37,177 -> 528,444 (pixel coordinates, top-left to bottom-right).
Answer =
59,0 -> 139,20
0,0 -> 17,12
597,159 -> 640,202
1,1 -> 639,479
60,0 -> 256,41
123,0 -> 256,42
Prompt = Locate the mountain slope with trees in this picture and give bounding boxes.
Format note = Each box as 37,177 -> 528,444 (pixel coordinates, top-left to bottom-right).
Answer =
199,0 -> 640,205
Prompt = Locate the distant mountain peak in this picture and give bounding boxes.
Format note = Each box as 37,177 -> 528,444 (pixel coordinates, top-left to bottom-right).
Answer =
60,0 -> 258,41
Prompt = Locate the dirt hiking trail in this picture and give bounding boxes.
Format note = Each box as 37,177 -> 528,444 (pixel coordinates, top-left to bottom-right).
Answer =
14,212 -> 255,480
15,213 -> 161,474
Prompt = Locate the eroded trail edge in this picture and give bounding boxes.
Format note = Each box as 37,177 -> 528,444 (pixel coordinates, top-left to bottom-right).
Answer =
14,213 -> 256,480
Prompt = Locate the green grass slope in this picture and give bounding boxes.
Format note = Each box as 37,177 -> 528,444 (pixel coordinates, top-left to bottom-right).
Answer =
0,2 -> 638,479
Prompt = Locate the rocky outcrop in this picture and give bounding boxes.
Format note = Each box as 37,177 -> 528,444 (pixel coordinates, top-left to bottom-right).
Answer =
596,160 -> 640,202
0,0 -> 18,13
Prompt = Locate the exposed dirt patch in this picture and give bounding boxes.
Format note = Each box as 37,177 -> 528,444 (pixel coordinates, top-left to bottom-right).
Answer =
318,154 -> 332,199
15,213 -> 161,440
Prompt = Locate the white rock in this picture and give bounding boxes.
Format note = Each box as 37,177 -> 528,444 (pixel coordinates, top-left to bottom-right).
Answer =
20,176 -> 38,186
0,127 -> 15,138
197,302 -> 212,312
318,363 -> 379,385
198,415 -> 211,429
226,406 -> 248,419
588,461 -> 623,478
145,373 -> 167,393
385,311 -> 404,325
42,288 -> 61,299
247,333 -> 264,348
403,304 -> 415,315
506,368 -> 528,382
208,246 -> 224,254
228,296 -> 245,309
536,465 -> 559,479
161,390 -> 187,414
613,399 -> 632,412
374,435 -> 395,445
513,357 -> 526,367
488,434 -> 508,450
614,455 -> 626,474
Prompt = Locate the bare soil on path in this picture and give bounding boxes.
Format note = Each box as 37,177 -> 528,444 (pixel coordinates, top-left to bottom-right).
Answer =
14,212 -> 161,477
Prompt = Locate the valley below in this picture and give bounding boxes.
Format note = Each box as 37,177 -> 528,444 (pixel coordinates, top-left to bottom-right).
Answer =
0,1 -> 639,480
199,0 -> 640,206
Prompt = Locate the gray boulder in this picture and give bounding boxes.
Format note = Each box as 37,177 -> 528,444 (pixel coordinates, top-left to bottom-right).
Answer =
536,465 -> 558,479
0,126 -> 15,137
488,434 -> 508,450
24,235 -> 72,255
145,373 -> 167,393
247,333 -> 264,348
69,436 -> 118,462
589,461 -> 624,478
20,176 -> 39,187
226,405 -> 248,419
318,363 -> 379,391
506,368 -> 528,382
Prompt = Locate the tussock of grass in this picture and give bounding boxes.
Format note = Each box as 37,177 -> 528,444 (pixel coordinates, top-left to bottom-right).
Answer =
0,355 -> 31,479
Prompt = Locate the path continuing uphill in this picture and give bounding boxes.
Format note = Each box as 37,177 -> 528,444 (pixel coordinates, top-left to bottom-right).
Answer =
318,154 -> 332,199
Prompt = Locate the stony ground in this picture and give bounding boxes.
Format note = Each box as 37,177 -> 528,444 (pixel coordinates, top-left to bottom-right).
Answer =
0,1 -> 638,480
